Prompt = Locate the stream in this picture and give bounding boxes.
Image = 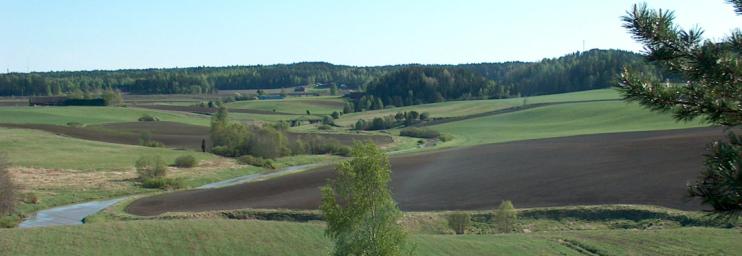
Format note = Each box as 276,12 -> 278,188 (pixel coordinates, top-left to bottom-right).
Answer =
18,163 -> 321,228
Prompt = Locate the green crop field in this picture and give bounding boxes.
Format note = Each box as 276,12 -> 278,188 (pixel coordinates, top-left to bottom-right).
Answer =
0,127 -> 215,170
0,106 -> 209,126
1,219 -> 739,255
430,100 -> 706,147
226,97 -> 345,115
336,89 -> 622,126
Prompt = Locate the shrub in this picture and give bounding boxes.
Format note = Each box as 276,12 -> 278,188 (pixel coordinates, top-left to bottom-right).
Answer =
101,89 -> 123,106
237,155 -> 275,169
322,115 -> 334,125
293,136 -> 351,156
142,177 -> 185,190
318,124 -> 332,130
273,120 -> 290,131
0,215 -> 20,228
138,114 -> 160,122
447,212 -> 471,235
66,122 -> 85,127
135,155 -> 168,180
331,111 -> 341,119
174,155 -> 197,168
139,132 -> 164,147
439,134 -> 454,142
400,127 -> 441,139
494,200 -> 517,233
354,119 -> 367,130
211,145 -> 239,157
419,112 -> 430,121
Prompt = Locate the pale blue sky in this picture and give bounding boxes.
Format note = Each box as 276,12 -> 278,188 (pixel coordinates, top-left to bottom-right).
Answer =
1,0 -> 740,72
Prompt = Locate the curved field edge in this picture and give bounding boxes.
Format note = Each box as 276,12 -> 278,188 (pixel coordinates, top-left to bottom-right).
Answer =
1,219 -> 740,255
0,106 -> 210,126
226,97 -> 346,115
430,100 -> 707,147
0,127 -> 215,170
335,88 -> 623,126
0,126 -> 345,227
88,203 -> 737,234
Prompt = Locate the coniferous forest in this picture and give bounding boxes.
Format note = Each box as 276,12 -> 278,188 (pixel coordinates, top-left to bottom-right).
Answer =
0,49 -> 665,97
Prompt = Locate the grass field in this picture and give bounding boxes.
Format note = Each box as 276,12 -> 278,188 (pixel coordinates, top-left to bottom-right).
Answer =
226,96 -> 345,115
430,100 -> 707,147
0,106 -> 209,126
0,127 -> 215,170
336,89 -> 622,126
1,219 -> 739,255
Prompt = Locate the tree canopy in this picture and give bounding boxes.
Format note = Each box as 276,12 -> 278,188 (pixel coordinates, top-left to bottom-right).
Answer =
320,142 -> 407,255
0,50 -> 665,98
619,1 -> 742,217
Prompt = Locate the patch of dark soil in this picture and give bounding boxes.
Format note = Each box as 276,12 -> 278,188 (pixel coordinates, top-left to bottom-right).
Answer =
125,127 -> 723,216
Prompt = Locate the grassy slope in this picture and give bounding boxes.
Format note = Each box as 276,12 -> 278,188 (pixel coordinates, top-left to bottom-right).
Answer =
0,106 -> 209,126
0,127 -> 215,170
1,220 -> 739,255
430,100 -> 706,147
336,89 -> 621,126
226,97 -> 345,115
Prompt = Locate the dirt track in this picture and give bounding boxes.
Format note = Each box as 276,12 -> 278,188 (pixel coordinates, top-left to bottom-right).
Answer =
126,127 -> 723,216
0,122 -> 392,150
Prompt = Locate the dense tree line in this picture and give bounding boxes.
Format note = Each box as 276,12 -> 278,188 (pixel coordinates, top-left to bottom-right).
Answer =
364,67 -> 509,106
0,49 -> 664,97
462,49 -> 667,96
354,111 -> 429,131
209,105 -> 350,159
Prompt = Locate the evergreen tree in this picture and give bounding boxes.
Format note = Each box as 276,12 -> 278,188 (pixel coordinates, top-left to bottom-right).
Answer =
321,142 -> 407,256
619,1 -> 742,217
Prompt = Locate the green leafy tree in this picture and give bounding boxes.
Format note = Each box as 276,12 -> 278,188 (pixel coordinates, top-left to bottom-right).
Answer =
210,104 -> 229,146
320,142 -> 407,256
494,200 -> 517,233
619,2 -> 742,217
135,155 -> 168,180
343,102 -> 354,114
446,213 -> 471,235
101,88 -> 123,106
330,84 -> 338,96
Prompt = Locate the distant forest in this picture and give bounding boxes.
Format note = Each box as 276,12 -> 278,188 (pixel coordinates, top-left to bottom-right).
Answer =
0,49 -> 666,97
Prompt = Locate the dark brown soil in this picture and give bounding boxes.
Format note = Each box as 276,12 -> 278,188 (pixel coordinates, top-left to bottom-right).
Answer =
125,127 -> 723,216
0,122 -> 392,150
0,100 -> 27,107
296,99 -> 345,109
133,104 -> 295,115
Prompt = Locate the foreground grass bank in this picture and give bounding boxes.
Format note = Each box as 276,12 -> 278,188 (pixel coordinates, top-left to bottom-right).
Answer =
1,219 -> 740,255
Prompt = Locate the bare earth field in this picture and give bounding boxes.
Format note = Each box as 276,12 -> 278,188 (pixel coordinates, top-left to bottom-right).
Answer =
132,104 -> 296,115
0,121 -> 392,150
126,127 -> 722,216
